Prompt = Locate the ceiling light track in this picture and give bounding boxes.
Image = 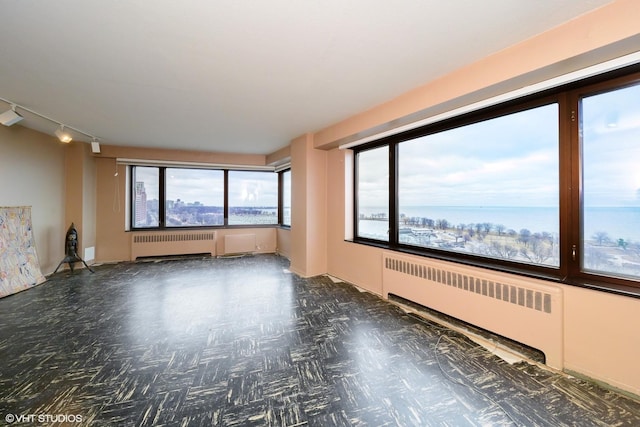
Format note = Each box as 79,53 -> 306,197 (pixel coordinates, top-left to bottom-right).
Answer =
0,97 -> 99,144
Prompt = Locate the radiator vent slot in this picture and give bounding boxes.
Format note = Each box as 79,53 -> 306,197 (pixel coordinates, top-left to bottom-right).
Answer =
384,257 -> 552,314
133,232 -> 215,244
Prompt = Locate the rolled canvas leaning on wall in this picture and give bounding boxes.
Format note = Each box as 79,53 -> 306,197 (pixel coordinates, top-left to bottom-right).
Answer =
0,206 -> 46,298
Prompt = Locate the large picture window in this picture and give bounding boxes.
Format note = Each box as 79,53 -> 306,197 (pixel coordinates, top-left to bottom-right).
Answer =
397,104 -> 559,267
130,167 -> 280,229
580,82 -> 640,281
228,171 -> 278,225
132,166 -> 160,228
281,169 -> 291,227
165,168 -> 224,227
354,67 -> 640,293
356,146 -> 389,242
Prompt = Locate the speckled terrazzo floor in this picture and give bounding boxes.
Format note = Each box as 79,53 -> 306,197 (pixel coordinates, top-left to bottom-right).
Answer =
0,254 -> 639,426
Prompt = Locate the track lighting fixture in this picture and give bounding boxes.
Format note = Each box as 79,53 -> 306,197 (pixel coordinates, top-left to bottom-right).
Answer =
0,104 -> 23,126
55,125 -> 73,143
91,138 -> 101,153
0,97 -> 100,147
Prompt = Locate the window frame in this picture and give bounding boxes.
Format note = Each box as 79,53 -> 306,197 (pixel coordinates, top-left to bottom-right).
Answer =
164,167 -> 225,228
131,166 -> 164,229
227,169 -> 279,226
354,144 -> 391,244
129,166 -> 281,230
353,64 -> 640,296
279,168 -> 291,228
567,71 -> 640,295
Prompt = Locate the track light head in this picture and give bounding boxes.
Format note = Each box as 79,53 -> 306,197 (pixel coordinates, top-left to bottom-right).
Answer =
0,104 -> 24,126
90,138 -> 101,153
55,125 -> 72,143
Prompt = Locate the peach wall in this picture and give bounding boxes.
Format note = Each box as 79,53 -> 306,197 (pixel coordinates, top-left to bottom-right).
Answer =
215,228 -> 276,255
289,134 -> 327,277
96,157 -> 130,262
563,286 -> 640,396
289,135 -> 308,275
0,125 -> 66,274
64,141 -> 97,262
276,228 -> 291,259
65,142 -> 84,248
266,145 -> 290,166
98,144 -> 267,166
82,142 -> 97,259
306,138 -> 327,276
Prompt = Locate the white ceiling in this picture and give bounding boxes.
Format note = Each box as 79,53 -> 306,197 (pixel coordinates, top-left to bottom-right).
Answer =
0,0 -> 612,155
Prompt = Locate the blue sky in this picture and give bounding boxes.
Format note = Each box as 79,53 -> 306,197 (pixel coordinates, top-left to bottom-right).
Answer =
136,168 -> 278,206
583,84 -> 640,207
359,83 -> 640,209
359,103 -> 559,208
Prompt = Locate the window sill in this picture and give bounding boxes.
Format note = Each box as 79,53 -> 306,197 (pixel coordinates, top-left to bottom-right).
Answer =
564,279 -> 640,299
129,224 -> 281,231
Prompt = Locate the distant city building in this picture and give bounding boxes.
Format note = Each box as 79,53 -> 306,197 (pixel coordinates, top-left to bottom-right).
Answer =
147,199 -> 159,212
135,181 -> 147,225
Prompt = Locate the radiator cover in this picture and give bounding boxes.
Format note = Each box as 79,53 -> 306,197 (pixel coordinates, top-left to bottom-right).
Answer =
382,251 -> 564,369
130,231 -> 216,260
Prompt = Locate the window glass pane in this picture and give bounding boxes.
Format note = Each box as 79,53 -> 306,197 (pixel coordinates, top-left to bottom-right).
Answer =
228,171 -> 278,225
282,170 -> 291,226
398,103 -> 559,267
166,168 -> 224,227
357,146 -> 389,241
133,166 -> 160,227
581,83 -> 640,279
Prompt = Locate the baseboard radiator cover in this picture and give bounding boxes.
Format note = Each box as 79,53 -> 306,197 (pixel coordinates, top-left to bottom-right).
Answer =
382,251 -> 563,369
130,231 -> 216,260
223,234 -> 256,255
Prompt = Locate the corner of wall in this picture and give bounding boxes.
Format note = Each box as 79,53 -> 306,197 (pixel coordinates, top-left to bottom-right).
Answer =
289,134 -> 328,277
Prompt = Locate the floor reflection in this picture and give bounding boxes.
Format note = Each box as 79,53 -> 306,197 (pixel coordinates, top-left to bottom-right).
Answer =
0,255 -> 638,426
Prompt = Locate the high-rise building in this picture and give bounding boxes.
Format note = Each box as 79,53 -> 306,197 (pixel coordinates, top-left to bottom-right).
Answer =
135,181 -> 147,226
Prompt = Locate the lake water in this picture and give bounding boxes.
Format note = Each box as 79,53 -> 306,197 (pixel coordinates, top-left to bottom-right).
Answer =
359,206 -> 640,242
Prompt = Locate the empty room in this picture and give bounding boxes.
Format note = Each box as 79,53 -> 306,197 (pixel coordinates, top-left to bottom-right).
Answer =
2,1 -> 640,425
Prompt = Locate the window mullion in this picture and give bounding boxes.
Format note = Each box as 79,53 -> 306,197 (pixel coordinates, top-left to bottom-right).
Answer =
129,165 -> 135,230
278,171 -> 283,225
223,170 -> 229,226
159,167 -> 166,228
389,143 -> 398,246
559,92 -> 576,280
353,152 -> 360,239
